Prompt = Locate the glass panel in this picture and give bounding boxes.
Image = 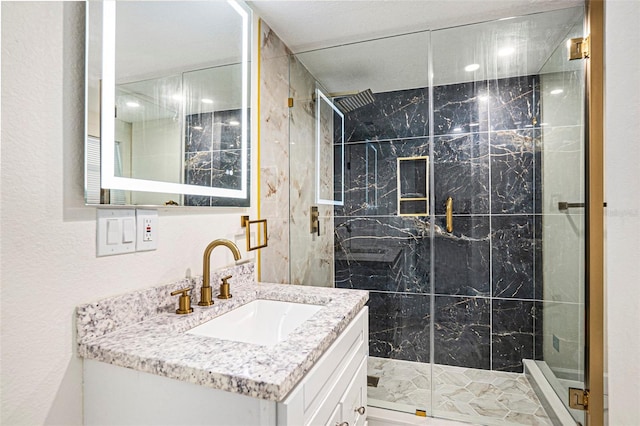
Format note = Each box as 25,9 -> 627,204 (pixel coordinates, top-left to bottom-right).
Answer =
538,10 -> 586,424
293,30 -> 433,417
431,6 -> 585,425
286,55 -> 336,287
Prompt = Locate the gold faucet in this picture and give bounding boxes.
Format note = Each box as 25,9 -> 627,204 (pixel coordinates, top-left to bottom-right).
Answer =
199,239 -> 242,306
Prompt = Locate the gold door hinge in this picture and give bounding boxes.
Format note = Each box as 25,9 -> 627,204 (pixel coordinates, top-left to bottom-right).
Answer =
288,97 -> 294,108
568,36 -> 590,60
569,387 -> 589,411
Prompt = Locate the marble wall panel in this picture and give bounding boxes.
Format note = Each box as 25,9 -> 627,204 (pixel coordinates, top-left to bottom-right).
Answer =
369,292 -> 431,363
332,74 -> 545,372
433,296 -> 491,369
433,81 -> 490,135
534,302 -> 543,361
492,299 -> 535,372
184,109 -> 250,207
288,53 -> 334,287
433,133 -> 490,215
490,129 -> 538,214
259,23 -> 291,283
491,215 -> 535,299
335,216 -> 430,293
433,216 -> 490,297
342,87 -> 430,142
342,138 -> 430,216
185,151 -> 212,187
186,113 -> 213,152
488,75 -> 540,131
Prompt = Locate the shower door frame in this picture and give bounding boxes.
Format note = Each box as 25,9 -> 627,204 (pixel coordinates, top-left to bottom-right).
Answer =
584,0 -> 604,424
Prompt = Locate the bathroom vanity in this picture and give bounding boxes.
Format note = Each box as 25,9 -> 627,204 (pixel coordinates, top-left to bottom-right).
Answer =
77,263 -> 368,426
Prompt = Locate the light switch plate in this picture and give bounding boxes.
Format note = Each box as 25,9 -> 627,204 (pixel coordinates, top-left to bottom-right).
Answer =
96,208 -> 136,257
136,209 -> 158,252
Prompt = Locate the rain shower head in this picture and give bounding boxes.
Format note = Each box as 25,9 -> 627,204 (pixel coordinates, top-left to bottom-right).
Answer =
335,89 -> 375,114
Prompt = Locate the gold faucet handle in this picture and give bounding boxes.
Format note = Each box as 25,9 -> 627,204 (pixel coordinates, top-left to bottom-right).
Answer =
170,287 -> 194,315
218,275 -> 233,299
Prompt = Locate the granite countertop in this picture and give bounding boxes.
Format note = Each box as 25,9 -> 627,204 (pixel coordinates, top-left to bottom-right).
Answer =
76,263 -> 368,402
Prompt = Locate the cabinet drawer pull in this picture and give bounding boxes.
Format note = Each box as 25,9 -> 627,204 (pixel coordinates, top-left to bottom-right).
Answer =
336,422 -> 349,426
355,406 -> 366,415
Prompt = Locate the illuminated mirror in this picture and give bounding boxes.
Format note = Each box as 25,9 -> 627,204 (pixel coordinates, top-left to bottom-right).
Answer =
85,0 -> 251,206
315,87 -> 344,206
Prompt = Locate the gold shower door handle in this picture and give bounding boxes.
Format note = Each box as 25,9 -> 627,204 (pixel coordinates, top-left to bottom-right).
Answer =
446,197 -> 453,233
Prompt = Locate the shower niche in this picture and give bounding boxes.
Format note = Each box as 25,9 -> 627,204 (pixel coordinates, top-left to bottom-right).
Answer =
397,156 -> 429,216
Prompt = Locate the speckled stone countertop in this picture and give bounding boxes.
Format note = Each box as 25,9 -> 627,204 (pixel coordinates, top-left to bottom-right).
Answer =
76,262 -> 368,402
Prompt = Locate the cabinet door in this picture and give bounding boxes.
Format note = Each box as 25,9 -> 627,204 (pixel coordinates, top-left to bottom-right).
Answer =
324,403 -> 342,426
339,358 -> 367,426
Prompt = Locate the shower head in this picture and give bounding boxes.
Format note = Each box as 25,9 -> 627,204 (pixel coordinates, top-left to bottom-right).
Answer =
335,89 -> 375,114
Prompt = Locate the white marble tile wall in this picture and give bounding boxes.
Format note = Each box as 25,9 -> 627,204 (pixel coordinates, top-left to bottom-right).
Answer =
288,54 -> 335,287
259,22 -> 335,287
259,22 -> 291,283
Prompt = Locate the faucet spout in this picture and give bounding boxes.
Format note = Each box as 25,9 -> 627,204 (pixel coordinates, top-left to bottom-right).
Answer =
199,239 -> 242,306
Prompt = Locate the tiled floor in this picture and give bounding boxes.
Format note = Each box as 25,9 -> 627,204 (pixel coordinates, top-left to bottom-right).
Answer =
367,357 -> 553,426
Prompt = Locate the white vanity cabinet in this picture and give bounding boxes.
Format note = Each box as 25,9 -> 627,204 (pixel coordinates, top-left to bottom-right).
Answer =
84,307 -> 368,426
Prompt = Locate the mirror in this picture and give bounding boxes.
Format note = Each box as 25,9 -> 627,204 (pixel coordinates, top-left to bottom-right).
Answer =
85,0 -> 251,206
315,87 -> 344,205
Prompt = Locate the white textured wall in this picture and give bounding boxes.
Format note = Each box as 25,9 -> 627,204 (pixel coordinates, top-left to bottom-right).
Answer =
0,3 -> 256,424
605,0 -> 640,424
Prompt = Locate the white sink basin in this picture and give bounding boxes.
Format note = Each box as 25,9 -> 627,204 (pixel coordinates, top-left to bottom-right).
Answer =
187,299 -> 323,346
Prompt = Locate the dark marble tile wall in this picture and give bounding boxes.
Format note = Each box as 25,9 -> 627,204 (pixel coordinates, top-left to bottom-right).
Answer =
184,110 -> 250,207
335,75 -> 543,373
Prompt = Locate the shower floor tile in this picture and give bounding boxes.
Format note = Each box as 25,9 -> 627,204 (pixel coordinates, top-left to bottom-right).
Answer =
368,357 -> 553,426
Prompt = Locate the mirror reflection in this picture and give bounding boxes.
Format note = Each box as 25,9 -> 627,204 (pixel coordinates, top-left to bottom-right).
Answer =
86,0 -> 251,207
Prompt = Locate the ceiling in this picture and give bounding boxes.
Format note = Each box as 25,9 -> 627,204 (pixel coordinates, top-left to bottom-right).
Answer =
247,0 -> 583,53
249,0 -> 584,93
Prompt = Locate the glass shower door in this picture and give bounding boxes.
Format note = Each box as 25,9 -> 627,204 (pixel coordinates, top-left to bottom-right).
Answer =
430,6 -> 586,424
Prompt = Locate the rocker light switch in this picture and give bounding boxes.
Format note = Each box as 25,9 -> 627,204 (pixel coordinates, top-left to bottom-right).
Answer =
122,218 -> 136,243
106,219 -> 120,245
96,209 -> 136,257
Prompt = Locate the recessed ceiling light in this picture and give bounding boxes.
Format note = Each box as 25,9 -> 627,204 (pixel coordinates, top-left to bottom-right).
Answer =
478,95 -> 489,101
550,89 -> 564,95
126,101 -> 140,108
499,16 -> 516,21
192,126 -> 203,130
201,98 -> 214,104
453,127 -> 462,132
465,63 -> 480,72
498,47 -> 515,57
228,120 -> 240,126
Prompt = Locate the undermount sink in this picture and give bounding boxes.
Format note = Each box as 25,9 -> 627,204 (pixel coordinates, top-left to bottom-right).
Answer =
187,299 -> 324,346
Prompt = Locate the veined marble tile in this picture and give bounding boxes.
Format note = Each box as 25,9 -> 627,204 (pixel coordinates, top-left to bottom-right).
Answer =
367,358 -> 553,426
497,393 -> 541,415
468,395 -> 510,419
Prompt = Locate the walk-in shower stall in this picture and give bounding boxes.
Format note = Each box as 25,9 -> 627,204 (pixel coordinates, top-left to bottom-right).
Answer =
260,6 -> 587,425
